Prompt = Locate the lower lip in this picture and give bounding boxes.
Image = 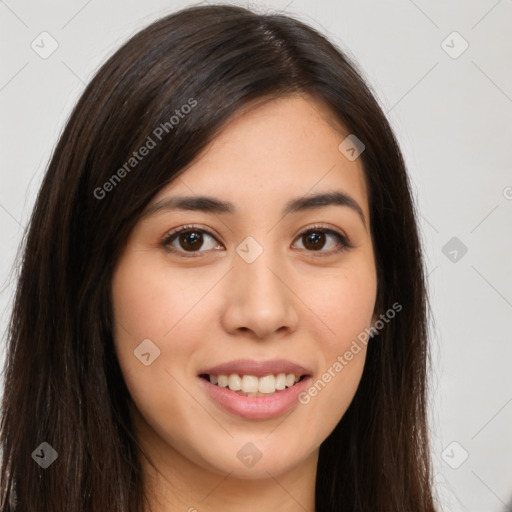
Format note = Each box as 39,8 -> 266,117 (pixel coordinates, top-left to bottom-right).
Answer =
198,376 -> 311,420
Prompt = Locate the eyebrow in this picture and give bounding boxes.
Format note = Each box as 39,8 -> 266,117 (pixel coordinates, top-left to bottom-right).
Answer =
143,191 -> 367,229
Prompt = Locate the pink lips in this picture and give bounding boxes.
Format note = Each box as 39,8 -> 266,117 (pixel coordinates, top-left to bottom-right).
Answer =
198,375 -> 311,420
197,358 -> 313,420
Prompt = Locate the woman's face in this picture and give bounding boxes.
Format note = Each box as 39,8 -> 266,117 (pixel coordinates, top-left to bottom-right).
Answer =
111,94 -> 378,482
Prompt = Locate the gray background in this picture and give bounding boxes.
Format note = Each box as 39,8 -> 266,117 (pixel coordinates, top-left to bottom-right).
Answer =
1,1 -> 511,510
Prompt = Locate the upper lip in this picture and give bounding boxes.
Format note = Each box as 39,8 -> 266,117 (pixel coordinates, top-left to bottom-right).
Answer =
199,358 -> 312,378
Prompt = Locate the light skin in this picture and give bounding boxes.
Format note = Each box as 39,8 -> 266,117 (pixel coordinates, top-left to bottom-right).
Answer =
111,93 -> 379,512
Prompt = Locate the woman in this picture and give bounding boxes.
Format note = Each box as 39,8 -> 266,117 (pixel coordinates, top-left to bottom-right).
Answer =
0,4 -> 437,511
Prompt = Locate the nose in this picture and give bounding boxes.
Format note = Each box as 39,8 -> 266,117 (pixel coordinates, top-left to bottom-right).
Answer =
219,248 -> 299,340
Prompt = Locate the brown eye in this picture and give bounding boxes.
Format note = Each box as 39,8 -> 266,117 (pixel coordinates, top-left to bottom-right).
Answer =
162,226 -> 221,256
294,227 -> 351,254
177,230 -> 203,251
302,231 -> 327,251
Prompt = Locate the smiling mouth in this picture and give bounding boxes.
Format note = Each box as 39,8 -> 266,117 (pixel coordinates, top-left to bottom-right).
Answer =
199,373 -> 308,397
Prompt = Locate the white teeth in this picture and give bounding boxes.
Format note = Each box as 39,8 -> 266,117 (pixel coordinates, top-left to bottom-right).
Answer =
217,375 -> 229,388
275,373 -> 287,390
228,374 -> 242,391
241,375 -> 259,393
207,372 -> 303,394
258,375 -> 275,393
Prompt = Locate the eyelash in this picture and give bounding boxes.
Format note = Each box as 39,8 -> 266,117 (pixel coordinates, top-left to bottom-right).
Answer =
160,224 -> 355,258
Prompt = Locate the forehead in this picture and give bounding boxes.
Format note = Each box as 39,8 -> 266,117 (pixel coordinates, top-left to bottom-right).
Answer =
149,94 -> 370,221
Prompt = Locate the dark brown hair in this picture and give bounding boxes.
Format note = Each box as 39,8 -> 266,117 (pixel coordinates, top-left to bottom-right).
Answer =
0,3 -> 437,511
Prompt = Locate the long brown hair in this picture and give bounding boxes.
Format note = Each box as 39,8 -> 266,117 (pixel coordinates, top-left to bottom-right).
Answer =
0,4 -> 437,511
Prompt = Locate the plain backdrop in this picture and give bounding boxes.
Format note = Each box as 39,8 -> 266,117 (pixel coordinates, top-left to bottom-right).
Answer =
1,1 -> 511,510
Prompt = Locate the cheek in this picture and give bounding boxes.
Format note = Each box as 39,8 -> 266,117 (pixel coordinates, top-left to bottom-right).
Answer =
110,257 -> 206,441
294,270 -> 374,440
303,261 -> 377,349
295,257 -> 376,412
111,252 -> 211,343
110,252 -> 216,404
110,256 -> 186,398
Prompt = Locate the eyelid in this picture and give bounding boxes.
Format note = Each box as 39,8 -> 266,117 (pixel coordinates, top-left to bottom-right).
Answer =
162,223 -> 219,242
161,223 -> 354,256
